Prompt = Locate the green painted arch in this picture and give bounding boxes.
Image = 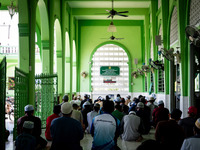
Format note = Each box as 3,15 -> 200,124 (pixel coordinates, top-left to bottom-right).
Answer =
54,19 -> 62,53
89,41 -> 132,92
37,0 -> 49,40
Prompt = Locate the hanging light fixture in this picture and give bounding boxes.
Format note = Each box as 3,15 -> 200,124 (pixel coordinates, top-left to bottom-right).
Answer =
107,21 -> 117,32
7,1 -> 16,19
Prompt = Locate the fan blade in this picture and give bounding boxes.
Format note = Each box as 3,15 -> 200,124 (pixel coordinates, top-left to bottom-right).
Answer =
107,14 -> 112,18
116,13 -> 128,17
115,38 -> 124,40
118,11 -> 129,13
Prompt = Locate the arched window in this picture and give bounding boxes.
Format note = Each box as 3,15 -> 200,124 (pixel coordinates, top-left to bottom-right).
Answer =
91,44 -> 129,97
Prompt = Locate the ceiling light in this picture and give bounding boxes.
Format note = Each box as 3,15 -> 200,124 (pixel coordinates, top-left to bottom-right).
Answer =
7,1 -> 17,19
107,21 -> 117,32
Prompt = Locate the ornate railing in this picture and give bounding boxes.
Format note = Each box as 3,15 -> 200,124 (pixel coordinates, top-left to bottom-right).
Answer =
0,57 -> 6,149
35,74 -> 58,128
0,46 -> 18,54
13,67 -> 29,140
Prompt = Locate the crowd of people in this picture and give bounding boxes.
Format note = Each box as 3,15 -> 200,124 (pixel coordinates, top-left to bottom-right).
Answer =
14,94 -> 200,150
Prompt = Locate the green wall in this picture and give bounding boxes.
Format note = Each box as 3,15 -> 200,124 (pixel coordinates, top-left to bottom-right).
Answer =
78,20 -> 145,93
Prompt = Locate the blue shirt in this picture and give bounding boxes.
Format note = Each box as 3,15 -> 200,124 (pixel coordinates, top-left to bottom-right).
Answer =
91,113 -> 120,149
50,116 -> 84,150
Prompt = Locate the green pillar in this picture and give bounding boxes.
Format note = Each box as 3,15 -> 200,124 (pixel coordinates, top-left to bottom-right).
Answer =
28,0 -> 38,105
18,0 -> 30,73
151,0 -> 158,93
41,40 -> 50,73
177,0 -> 188,97
69,12 -> 73,100
161,0 -> 169,96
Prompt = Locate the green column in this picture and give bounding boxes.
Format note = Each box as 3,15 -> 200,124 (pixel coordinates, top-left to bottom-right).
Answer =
28,0 -> 38,105
18,0 -> 30,73
41,40 -> 50,73
151,0 -> 158,93
177,0 -> 188,97
69,12 -> 73,100
161,0 -> 169,96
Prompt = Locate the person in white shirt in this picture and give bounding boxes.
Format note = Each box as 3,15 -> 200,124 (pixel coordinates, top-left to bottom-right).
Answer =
120,111 -> 143,141
87,103 -> 100,133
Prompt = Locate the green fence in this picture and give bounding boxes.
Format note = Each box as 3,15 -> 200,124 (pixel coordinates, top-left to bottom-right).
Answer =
13,67 -> 29,140
35,74 -> 58,128
0,57 -> 6,149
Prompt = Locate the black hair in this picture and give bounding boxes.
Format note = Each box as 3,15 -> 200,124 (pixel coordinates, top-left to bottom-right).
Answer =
117,94 -> 121,98
103,100 -> 114,113
121,98 -> 125,104
122,105 -> 129,115
115,104 -> 122,112
53,105 -> 61,114
138,95 -> 143,99
72,103 -> 79,109
140,97 -> 146,104
106,95 -> 110,101
171,108 -> 182,121
94,105 -> 100,112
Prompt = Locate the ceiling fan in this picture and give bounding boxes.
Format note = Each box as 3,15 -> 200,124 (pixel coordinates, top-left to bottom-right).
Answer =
105,0 -> 128,19
101,33 -> 124,41
185,25 -> 200,47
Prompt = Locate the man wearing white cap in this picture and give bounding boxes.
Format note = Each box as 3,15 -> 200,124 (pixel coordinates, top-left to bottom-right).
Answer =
121,111 -> 143,141
152,100 -> 169,127
15,121 -> 36,150
50,102 -> 84,150
181,118 -> 200,150
17,104 -> 47,149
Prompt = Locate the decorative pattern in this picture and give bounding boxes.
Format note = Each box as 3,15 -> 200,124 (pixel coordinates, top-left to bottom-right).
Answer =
35,74 -> 58,128
170,6 -> 178,46
0,57 -> 6,149
14,67 -> 29,140
190,0 -> 200,26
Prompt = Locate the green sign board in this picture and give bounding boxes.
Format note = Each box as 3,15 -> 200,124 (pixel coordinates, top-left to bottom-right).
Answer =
100,66 -> 120,76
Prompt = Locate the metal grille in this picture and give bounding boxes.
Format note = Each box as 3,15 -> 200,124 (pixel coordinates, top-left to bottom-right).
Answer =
150,72 -> 154,93
158,0 -> 161,9
190,0 -> 200,26
158,69 -> 165,92
170,6 -> 178,45
91,44 -> 129,92
14,67 -> 29,140
35,74 -> 58,128
145,76 -> 147,92
0,57 -> 6,149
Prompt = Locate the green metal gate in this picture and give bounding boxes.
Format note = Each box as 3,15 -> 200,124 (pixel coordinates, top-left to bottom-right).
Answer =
0,57 -> 6,149
35,74 -> 58,128
13,67 -> 29,140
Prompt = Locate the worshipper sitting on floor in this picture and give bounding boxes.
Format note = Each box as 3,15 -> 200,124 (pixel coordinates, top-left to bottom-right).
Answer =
120,111 -> 143,142
155,108 -> 185,150
17,105 -> 47,149
80,94 -> 89,110
128,98 -> 140,112
71,103 -> 85,130
114,97 -> 121,106
136,139 -> 161,150
136,102 -> 151,134
147,97 -> 158,125
87,103 -> 100,133
122,105 -> 129,115
181,118 -> 200,150
15,121 -> 37,150
112,104 -> 124,122
50,102 -> 84,150
152,100 -> 169,127
178,106 -> 198,138
91,100 -> 120,150
120,97 -> 126,107
45,105 -> 61,141
82,101 -> 92,132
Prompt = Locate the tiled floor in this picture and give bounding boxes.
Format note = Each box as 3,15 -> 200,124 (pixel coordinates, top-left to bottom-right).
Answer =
5,117 -> 155,150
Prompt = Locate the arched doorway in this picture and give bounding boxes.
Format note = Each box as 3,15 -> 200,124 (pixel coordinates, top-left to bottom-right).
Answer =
65,32 -> 70,94
91,44 -> 129,99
